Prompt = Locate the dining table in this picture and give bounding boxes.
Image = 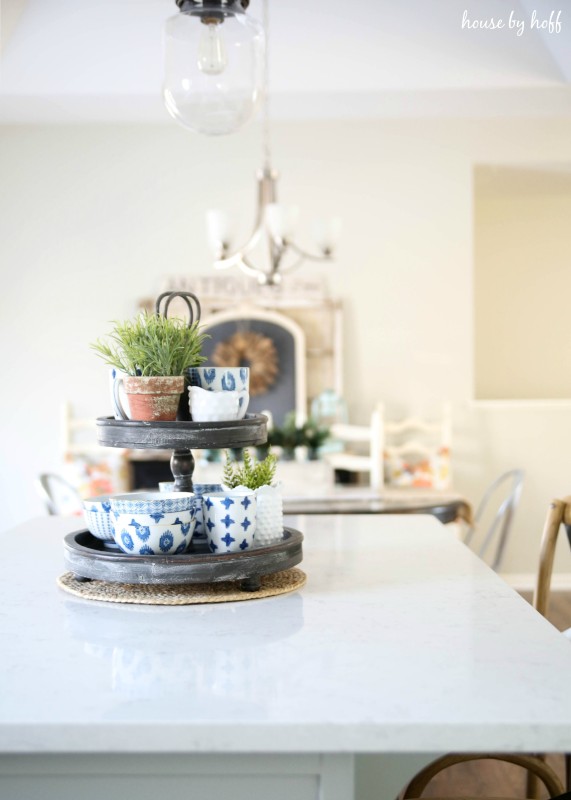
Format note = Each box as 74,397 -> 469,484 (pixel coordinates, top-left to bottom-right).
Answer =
187,458 -> 474,524
1,512 -> 570,800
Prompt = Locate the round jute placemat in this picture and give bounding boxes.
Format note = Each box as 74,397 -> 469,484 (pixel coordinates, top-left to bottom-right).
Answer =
57,568 -> 307,606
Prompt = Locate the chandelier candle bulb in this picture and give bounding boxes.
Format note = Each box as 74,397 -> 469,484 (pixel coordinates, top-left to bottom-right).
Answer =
206,209 -> 231,250
265,203 -> 299,241
313,217 -> 343,254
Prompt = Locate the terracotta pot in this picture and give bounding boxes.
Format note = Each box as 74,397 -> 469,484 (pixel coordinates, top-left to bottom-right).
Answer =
123,376 -> 185,422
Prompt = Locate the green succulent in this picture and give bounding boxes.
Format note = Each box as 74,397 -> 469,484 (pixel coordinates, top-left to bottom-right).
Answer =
223,449 -> 277,490
91,312 -> 209,377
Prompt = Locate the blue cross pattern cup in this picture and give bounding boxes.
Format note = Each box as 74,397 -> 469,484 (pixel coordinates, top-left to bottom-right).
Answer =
202,489 -> 257,554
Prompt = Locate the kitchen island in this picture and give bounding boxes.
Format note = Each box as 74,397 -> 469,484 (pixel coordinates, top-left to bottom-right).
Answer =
1,514 -> 571,800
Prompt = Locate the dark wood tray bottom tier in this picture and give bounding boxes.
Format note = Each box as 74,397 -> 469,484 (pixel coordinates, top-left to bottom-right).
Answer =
63,528 -> 303,591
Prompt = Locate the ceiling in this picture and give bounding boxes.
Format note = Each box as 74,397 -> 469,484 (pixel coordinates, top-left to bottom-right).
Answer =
0,0 -> 570,123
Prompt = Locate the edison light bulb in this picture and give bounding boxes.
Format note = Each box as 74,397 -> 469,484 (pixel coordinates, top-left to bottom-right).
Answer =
197,23 -> 228,75
163,1 -> 264,136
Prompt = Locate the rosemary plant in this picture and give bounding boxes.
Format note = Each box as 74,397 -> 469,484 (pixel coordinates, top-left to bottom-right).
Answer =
91,312 -> 209,377
223,449 -> 277,490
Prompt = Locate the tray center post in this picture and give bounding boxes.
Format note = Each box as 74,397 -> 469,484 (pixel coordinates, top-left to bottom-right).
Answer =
170,448 -> 195,492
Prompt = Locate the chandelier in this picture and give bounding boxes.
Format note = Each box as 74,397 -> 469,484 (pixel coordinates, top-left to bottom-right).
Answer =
205,0 -> 341,286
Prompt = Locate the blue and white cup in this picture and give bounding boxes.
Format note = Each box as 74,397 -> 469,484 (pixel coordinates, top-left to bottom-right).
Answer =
188,367 -> 249,394
191,483 -> 222,542
157,483 -> 220,542
109,368 -> 130,420
202,489 -> 257,554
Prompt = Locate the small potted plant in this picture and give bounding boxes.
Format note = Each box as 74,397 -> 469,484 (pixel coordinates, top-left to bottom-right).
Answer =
275,411 -> 304,461
91,311 -> 208,421
265,413 -> 330,461
222,449 -> 283,545
301,418 -> 331,460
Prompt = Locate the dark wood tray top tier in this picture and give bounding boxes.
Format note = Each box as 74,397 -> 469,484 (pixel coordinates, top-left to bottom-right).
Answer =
64,527 -> 303,591
96,413 -> 268,450
96,414 -> 268,492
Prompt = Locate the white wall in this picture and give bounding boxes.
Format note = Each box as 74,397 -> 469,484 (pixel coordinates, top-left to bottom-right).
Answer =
475,166 -> 571,399
2,117 -> 571,574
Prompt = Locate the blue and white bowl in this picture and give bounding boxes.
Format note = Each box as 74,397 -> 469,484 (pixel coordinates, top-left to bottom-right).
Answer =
202,489 -> 257,555
111,509 -> 194,527
113,514 -> 197,556
110,491 -> 193,516
83,495 -> 114,542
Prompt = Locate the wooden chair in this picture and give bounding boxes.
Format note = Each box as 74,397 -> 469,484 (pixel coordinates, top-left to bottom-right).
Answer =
404,497 -> 571,800
463,470 -> 524,572
61,401 -> 104,456
533,496 -> 571,634
526,497 -> 571,797
326,403 -> 384,490
326,404 -> 452,492
402,753 -> 564,799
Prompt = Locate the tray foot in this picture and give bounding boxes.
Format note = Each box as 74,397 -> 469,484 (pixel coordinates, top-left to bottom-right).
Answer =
240,576 -> 262,592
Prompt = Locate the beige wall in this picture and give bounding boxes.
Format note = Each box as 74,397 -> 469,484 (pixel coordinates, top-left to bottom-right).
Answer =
2,118 -> 571,575
475,166 -> 571,400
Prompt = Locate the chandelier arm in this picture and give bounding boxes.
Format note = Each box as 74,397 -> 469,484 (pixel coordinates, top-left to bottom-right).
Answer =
213,222 -> 265,270
284,240 -> 334,263
239,255 -> 269,279
212,256 -> 235,271
214,251 -> 267,280
213,251 -> 254,270
275,255 -> 305,274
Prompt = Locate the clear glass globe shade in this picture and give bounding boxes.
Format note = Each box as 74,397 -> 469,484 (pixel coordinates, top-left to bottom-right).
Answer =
163,9 -> 264,136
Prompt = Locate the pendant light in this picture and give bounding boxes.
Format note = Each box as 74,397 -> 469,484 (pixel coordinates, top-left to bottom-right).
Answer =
163,0 -> 265,136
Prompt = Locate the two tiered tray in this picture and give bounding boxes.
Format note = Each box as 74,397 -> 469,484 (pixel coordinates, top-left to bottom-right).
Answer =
63,413 -> 304,592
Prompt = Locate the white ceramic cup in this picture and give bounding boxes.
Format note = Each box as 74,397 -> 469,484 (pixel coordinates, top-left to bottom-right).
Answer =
188,386 -> 249,422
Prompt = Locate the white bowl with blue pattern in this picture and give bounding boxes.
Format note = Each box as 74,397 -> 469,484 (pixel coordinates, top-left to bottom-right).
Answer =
110,491 -> 193,516
110,508 -> 194,527
82,495 -> 115,542
113,513 -> 197,556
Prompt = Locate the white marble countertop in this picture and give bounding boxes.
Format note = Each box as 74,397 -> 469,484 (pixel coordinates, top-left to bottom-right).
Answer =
2,514 -> 571,755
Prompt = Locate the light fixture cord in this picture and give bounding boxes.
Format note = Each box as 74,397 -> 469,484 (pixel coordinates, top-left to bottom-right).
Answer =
261,0 -> 272,171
